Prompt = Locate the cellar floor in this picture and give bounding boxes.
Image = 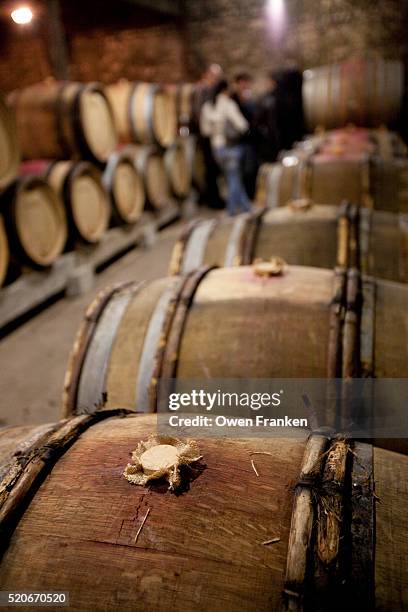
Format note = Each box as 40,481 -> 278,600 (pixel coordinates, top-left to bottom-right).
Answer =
0,219 -> 190,427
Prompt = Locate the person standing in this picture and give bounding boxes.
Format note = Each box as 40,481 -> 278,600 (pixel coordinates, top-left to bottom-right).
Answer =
253,73 -> 282,163
192,64 -> 225,209
231,72 -> 259,199
200,79 -> 251,216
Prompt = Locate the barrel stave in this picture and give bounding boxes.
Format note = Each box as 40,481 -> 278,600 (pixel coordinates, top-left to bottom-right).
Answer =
0,414 -> 406,610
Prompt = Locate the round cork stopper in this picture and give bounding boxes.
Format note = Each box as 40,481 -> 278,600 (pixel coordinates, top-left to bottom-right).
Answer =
140,445 -> 179,474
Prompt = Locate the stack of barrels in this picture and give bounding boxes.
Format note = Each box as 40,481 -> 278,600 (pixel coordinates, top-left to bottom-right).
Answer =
0,79 -> 204,290
1,61 -> 408,610
105,80 -> 206,206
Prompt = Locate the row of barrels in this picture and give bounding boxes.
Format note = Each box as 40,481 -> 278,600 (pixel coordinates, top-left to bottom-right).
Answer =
0,247 -> 407,601
256,127 -> 408,213
1,261 -> 404,608
169,202 -> 408,285
6,80 -> 200,164
3,58 -> 404,178
0,81 -> 200,190
0,137 -> 205,287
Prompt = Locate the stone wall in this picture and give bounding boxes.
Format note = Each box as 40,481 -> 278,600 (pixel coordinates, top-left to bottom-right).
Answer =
184,0 -> 408,81
0,0 -> 406,93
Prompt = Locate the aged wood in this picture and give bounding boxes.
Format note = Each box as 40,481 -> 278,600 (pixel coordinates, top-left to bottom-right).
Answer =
302,127 -> 407,159
256,153 -> 408,214
164,138 -> 193,199
349,441 -> 375,608
129,83 -> 177,149
0,415 -> 402,610
47,161 -> 110,244
173,204 -> 408,284
342,268 -> 360,379
284,434 -> 328,610
0,94 -> 19,193
126,145 -> 172,211
65,265 -> 336,416
326,267 -> 347,379
7,82 -> 117,163
62,282 -> 138,416
102,149 -> 145,225
303,59 -> 404,130
106,81 -> 177,149
0,176 -> 67,268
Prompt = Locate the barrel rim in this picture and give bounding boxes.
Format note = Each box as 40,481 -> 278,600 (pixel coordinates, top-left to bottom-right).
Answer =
102,149 -> 146,224
5,175 -> 67,268
72,82 -> 118,164
64,160 -> 110,244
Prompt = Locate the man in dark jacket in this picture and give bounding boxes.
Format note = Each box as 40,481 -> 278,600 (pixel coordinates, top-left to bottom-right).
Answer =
195,64 -> 225,208
231,73 -> 258,199
253,73 -> 282,164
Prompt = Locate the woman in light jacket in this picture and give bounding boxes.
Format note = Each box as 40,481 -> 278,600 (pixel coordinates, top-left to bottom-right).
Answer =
200,79 -> 251,215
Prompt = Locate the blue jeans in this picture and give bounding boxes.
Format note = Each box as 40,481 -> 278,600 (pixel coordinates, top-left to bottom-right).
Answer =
214,145 -> 251,216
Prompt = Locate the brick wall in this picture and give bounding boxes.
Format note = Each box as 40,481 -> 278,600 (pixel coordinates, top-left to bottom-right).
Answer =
69,24 -> 186,85
0,1 -> 187,93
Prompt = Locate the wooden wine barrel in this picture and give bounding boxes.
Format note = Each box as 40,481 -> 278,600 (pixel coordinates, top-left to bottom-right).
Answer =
125,145 -> 171,210
0,176 -> 67,268
164,138 -> 193,199
105,80 -> 133,143
303,59 -> 404,130
0,412 -> 406,611
255,153 -> 408,213
63,265 -> 408,417
300,127 -> 407,160
106,81 -> 177,149
0,94 -> 19,193
102,149 -> 145,224
46,161 -> 110,244
0,214 -> 9,287
170,204 -> 408,284
8,81 -> 117,163
129,83 -> 177,148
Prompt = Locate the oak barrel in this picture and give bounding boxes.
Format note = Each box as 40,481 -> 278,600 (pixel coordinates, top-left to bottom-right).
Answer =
105,80 -> 134,143
301,127 -> 407,160
8,81 -> 117,163
0,94 -> 19,193
126,145 -> 171,210
102,149 -> 145,225
1,176 -> 67,268
164,138 -> 193,199
0,214 -> 9,287
0,412 -> 406,611
303,58 -> 404,130
63,266 -> 408,416
255,153 -> 408,212
46,161 -> 110,244
106,81 -> 177,149
170,204 -> 408,284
